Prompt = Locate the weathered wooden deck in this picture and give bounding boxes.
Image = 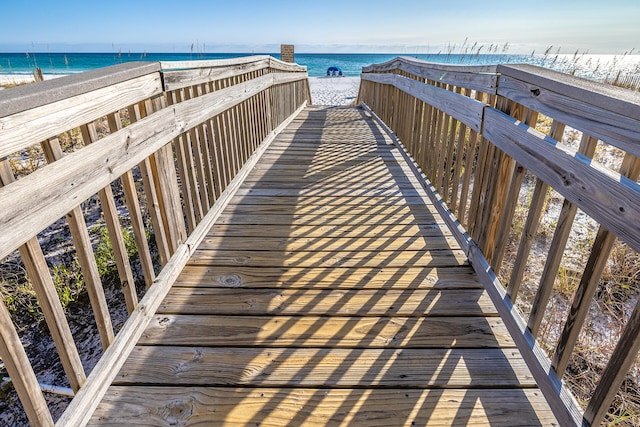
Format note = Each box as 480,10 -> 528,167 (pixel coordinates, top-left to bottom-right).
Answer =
89,106 -> 558,425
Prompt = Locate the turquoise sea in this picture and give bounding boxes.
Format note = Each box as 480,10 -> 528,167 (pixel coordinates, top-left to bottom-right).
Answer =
0,52 -> 638,80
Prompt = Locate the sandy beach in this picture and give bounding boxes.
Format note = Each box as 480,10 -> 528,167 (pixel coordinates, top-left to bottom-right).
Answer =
308,76 -> 360,105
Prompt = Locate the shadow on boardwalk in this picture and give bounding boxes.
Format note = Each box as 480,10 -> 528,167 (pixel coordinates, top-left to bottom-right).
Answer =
90,106 -> 557,425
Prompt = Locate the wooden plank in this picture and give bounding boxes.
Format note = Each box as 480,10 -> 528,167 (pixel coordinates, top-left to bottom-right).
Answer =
220,202 -> 439,216
233,187 -> 424,197
197,235 -> 459,252
0,73 -> 163,157
186,249 -> 468,268
206,223 -> 448,239
248,162 -> 412,174
498,63 -> 640,126
227,195 -> 432,206
239,179 -> 421,189
115,347 -> 534,387
159,55 -> 272,71
498,73 -> 640,158
483,107 -> 640,255
175,265 -> 481,289
161,58 -> 271,91
120,108 -> 159,288
159,288 -> 495,316
141,314 -> 515,348
91,387 -> 557,426
213,212 -> 439,226
361,73 -> 484,132
0,62 -> 160,118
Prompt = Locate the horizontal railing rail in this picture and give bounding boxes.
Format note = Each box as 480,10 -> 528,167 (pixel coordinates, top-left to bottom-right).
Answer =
359,56 -> 640,426
0,55 -> 309,426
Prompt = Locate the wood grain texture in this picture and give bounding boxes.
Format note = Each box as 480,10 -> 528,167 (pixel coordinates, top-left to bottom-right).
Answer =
0,61 -> 161,118
0,300 -> 55,427
141,314 -> 514,348
362,56 -> 498,93
361,73 -> 484,132
175,265 -> 481,289
0,73 -> 163,157
91,387 -> 558,427
483,107 -> 640,255
158,288 -> 496,316
197,235 -> 459,252
498,63 -> 640,122
186,248 -> 468,268
497,74 -> 640,157
116,347 -> 535,387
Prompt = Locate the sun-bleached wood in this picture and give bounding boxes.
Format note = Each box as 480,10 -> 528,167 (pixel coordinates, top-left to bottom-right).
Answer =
362,56 -> 498,93
483,107 -> 640,255
361,73 -> 484,132
55,100 -> 307,427
116,347 -> 535,387
0,300 -> 55,427
81,122 -> 138,314
91,387 -> 557,427
0,62 -> 161,118
0,72 -> 307,262
0,160 -> 86,393
41,138 -> 114,349
0,73 -> 163,158
141,314 -> 514,347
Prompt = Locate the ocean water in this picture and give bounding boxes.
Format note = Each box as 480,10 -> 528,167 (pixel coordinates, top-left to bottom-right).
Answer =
0,51 -> 638,80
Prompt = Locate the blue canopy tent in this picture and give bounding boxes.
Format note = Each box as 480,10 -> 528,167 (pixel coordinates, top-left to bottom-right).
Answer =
326,66 -> 343,76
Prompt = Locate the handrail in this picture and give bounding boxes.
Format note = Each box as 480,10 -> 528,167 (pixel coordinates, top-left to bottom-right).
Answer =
359,56 -> 640,426
0,55 -> 309,426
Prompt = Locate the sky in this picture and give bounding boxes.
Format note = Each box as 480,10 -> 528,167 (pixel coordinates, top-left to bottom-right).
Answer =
1,0 -> 638,54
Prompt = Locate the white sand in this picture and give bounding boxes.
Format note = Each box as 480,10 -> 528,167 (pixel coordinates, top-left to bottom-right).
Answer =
308,76 -> 360,106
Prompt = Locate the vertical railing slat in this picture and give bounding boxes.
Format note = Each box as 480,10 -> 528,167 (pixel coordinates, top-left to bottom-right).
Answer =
527,134 -> 598,337
106,112 -> 156,289
80,122 -> 138,314
0,300 -> 54,427
0,160 -> 86,393
41,137 -> 115,349
552,154 -> 640,374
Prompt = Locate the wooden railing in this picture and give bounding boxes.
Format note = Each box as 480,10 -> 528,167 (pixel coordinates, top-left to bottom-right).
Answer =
359,56 -> 640,427
0,55 -> 309,426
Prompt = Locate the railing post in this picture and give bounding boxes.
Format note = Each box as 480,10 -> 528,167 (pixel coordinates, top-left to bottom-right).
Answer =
280,44 -> 294,63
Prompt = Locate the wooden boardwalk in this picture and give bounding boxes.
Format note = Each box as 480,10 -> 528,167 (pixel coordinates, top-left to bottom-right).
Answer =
89,106 -> 558,426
